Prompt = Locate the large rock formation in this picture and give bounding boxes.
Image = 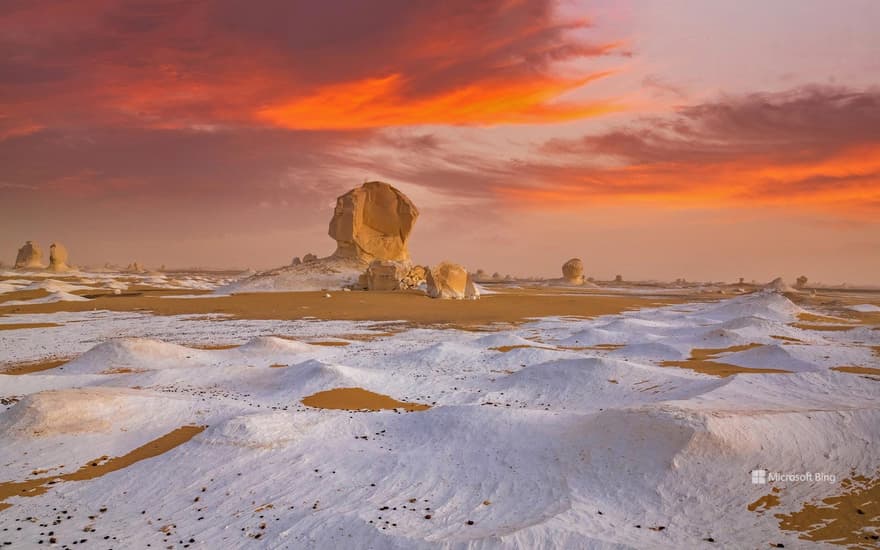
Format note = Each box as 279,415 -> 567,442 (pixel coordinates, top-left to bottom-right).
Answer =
14,241 -> 44,269
48,242 -> 71,272
329,181 -> 419,264
562,258 -> 584,284
426,261 -> 480,300
223,181 -> 421,293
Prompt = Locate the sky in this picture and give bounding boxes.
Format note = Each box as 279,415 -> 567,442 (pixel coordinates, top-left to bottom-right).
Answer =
1,0 -> 879,284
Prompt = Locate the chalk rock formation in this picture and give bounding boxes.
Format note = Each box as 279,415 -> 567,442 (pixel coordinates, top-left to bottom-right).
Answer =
426,261 -> 480,300
223,181 -> 421,293
329,181 -> 418,264
765,277 -> 799,293
562,258 -> 584,284
365,260 -> 407,291
14,241 -> 44,269
291,257 -> 302,266
125,262 -> 146,273
48,242 -> 71,272
401,265 -> 427,289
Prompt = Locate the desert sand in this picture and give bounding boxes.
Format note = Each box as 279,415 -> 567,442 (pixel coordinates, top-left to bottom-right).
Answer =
0,266 -> 878,548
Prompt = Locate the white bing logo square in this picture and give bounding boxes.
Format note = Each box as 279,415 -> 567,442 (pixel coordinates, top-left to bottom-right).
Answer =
751,469 -> 767,484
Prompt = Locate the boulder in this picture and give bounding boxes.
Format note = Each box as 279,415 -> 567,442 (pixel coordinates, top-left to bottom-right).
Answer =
48,242 -> 71,272
426,261 -> 480,300
400,265 -> 427,289
562,258 -> 584,284
290,256 -> 302,266
302,253 -> 318,263
329,181 -> 418,264
15,241 -> 44,269
365,260 -> 408,291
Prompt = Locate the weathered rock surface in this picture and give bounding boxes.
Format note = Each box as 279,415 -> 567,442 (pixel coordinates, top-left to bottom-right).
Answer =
400,265 -> 427,289
14,241 -> 44,269
290,256 -> 302,266
365,260 -> 408,291
562,258 -> 584,284
329,181 -> 418,264
224,181 -> 420,293
426,261 -> 480,300
48,242 -> 71,272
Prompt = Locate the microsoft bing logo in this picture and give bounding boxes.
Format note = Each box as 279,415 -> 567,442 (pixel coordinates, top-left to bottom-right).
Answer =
751,469 -> 767,484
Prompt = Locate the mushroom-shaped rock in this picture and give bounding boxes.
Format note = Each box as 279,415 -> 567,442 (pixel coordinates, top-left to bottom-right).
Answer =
14,241 -> 44,269
48,242 -> 71,272
426,261 -> 480,300
365,260 -> 408,291
329,181 -> 418,264
562,258 -> 584,284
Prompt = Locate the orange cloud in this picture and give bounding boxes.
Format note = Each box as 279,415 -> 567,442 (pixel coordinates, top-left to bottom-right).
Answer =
258,71 -> 621,129
494,143 -> 880,220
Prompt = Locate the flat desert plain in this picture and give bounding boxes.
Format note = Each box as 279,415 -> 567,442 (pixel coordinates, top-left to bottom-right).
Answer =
1,271 -> 878,549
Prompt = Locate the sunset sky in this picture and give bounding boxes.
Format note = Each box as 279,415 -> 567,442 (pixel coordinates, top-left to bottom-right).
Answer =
2,0 -> 879,283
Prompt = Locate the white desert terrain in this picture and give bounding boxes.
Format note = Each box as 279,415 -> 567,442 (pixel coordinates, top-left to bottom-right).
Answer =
0,267 -> 878,549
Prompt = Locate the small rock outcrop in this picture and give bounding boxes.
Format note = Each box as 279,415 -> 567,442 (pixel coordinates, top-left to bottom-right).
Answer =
290,256 -> 302,266
765,277 -> 798,293
426,261 -> 480,300
48,242 -> 71,272
562,258 -> 584,284
329,181 -> 419,264
125,262 -> 146,273
14,241 -> 44,269
302,253 -> 318,263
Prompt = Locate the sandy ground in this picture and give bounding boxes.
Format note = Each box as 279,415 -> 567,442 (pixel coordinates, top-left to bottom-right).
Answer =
0,272 -> 878,548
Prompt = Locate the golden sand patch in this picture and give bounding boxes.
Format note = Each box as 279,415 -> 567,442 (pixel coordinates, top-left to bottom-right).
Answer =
489,344 -> 551,353
775,473 -> 880,547
797,312 -> 853,324
0,290 -> 688,328
0,358 -> 71,375
99,367 -> 146,375
770,335 -> 803,343
301,387 -> 430,412
791,323 -> 858,332
659,344 -> 791,377
558,343 -> 625,351
0,322 -> 60,331
190,343 -> 240,350
0,425 -> 205,512
0,289 -> 51,304
748,487 -> 782,513
831,366 -> 880,376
